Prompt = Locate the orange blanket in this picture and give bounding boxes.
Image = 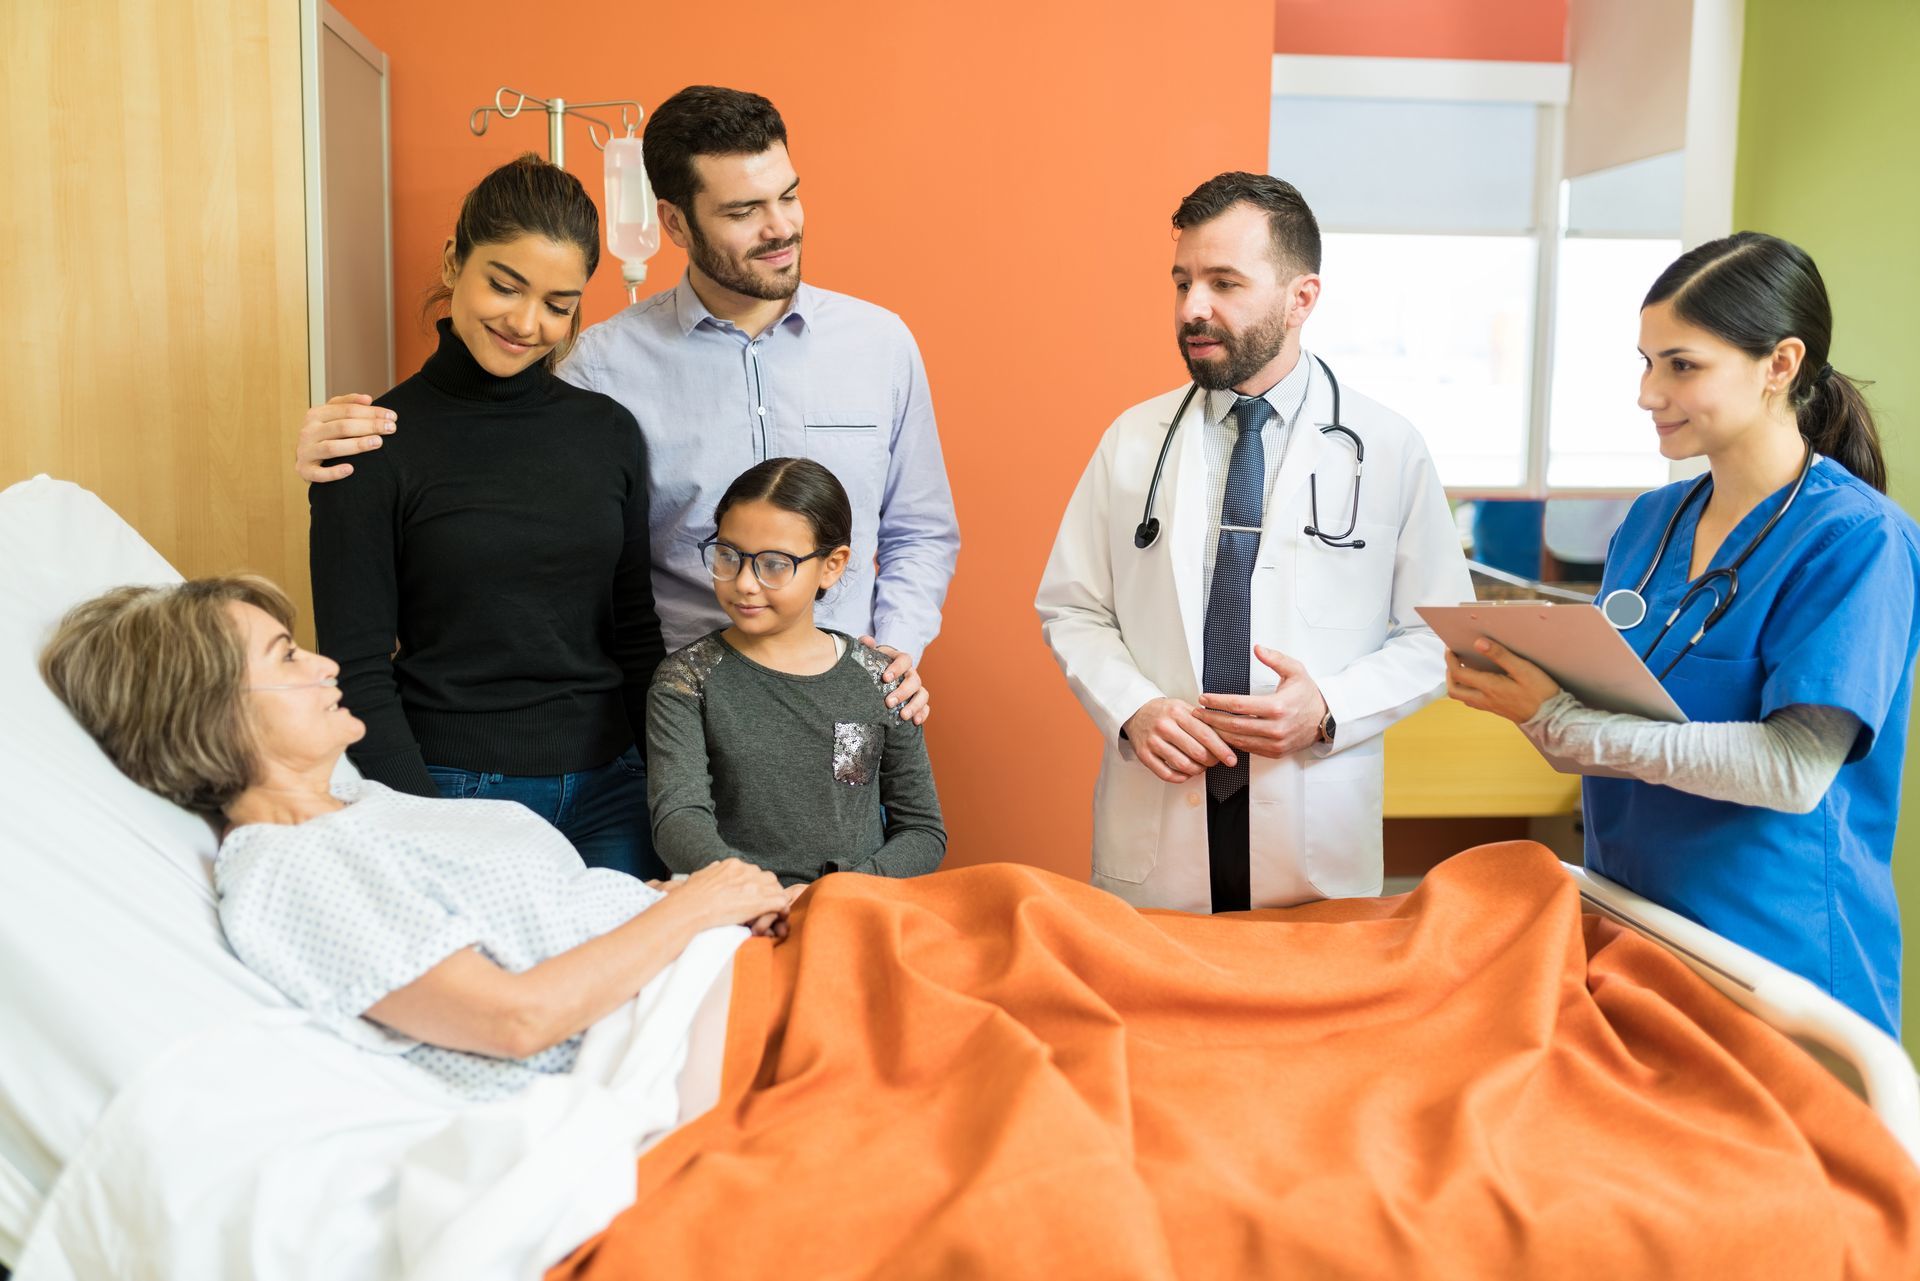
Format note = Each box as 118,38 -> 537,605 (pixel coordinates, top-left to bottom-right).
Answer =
550,843 -> 1920,1280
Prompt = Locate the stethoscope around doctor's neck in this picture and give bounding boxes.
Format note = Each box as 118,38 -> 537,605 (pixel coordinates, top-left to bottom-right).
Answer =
1134,354 -> 1366,551
1599,440 -> 1815,680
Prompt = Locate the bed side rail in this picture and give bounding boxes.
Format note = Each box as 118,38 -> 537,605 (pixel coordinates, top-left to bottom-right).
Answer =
1565,862 -> 1920,1167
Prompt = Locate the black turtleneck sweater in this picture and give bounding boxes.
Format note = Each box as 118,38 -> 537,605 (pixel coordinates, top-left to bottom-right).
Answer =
309,319 -> 664,796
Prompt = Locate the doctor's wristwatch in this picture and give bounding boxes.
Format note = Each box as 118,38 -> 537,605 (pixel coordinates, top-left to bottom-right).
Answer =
1316,707 -> 1337,745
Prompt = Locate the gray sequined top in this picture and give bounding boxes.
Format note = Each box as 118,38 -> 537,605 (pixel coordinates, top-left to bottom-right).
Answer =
646,631 -> 946,885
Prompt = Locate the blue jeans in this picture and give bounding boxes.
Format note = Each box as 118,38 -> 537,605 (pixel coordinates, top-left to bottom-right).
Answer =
425,745 -> 666,880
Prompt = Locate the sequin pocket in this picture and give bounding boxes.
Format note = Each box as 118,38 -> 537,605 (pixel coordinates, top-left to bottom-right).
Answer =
832,721 -> 884,786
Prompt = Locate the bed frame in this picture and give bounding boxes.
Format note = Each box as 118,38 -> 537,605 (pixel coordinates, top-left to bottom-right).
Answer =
1567,862 -> 1920,1165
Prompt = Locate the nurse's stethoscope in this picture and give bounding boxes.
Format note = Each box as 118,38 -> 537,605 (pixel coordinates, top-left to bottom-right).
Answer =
1133,354 -> 1366,551
1599,442 -> 1814,679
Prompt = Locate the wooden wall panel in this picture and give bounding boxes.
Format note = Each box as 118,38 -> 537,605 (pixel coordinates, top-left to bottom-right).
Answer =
2,0 -> 312,632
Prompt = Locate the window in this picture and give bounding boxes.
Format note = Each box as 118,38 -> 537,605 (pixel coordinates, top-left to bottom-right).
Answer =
1269,57 -> 1681,496
1311,232 -> 1536,488
1547,153 -> 1685,490
1547,237 -> 1680,489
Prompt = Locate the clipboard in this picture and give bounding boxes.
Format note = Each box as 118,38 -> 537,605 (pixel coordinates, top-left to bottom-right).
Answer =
1416,601 -> 1688,777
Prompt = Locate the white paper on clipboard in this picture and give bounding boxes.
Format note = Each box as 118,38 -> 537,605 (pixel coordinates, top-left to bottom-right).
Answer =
1416,602 -> 1688,777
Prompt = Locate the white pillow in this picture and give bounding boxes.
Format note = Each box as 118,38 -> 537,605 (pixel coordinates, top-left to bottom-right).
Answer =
0,476 -> 323,1259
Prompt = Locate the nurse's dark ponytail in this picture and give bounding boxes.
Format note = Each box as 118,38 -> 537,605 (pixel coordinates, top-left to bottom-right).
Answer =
1644,232 -> 1885,493
1802,367 -> 1883,493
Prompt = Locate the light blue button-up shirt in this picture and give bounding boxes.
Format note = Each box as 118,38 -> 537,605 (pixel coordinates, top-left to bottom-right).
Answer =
561,277 -> 960,658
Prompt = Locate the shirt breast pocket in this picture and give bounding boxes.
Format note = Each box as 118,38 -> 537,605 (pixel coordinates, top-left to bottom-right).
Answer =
803,413 -> 886,535
1661,652 -> 1767,722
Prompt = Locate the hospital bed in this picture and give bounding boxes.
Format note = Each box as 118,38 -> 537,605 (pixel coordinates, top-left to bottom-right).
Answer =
1,473 -> 1916,1279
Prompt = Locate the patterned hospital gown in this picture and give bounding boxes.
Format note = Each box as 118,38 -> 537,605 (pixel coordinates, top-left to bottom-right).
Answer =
215,778 -> 662,1100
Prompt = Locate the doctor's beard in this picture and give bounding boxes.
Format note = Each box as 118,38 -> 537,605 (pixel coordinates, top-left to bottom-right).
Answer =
1180,307 -> 1290,391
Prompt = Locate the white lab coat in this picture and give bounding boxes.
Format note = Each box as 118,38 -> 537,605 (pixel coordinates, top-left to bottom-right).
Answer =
1035,370 -> 1472,912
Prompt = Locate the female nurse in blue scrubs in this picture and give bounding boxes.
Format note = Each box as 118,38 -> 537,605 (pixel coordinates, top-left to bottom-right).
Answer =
1447,232 -> 1920,1036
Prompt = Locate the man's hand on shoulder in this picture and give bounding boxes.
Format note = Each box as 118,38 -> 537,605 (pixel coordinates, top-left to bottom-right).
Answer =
298,393 -> 395,484
860,637 -> 930,725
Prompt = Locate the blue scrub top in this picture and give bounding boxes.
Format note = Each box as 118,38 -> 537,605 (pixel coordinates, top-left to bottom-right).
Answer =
1587,456 -> 1920,1036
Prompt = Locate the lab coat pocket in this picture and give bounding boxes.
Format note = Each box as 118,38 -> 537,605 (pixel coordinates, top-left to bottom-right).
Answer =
1293,521 -> 1398,630
1091,762 -> 1165,884
1300,751 -> 1385,898
804,416 -> 886,537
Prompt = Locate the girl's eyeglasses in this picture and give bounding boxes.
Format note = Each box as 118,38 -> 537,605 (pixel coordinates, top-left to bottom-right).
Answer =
700,538 -> 827,590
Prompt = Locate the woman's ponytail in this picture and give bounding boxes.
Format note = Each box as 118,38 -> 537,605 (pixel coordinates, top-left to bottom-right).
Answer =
1644,232 -> 1888,493
1799,366 -> 1886,493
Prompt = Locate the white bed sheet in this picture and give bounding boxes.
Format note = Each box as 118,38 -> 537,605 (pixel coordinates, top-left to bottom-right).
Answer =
14,931 -> 742,1281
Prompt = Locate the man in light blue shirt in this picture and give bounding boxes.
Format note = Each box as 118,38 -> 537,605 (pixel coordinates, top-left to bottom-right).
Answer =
296,85 -> 957,719
565,86 -> 956,675
564,276 -> 951,659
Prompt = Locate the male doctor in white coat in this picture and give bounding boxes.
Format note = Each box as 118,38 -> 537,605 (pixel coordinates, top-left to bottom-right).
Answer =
1036,172 -> 1472,913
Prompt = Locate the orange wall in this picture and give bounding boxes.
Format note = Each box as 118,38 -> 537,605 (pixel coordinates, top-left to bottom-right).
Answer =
1274,0 -> 1568,61
326,0 -> 1274,877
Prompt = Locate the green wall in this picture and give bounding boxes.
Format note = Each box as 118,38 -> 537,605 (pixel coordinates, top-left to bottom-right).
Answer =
1733,0 -> 1920,1046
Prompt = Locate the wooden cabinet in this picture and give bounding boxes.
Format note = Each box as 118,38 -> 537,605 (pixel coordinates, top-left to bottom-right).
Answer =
4,1 -> 388,644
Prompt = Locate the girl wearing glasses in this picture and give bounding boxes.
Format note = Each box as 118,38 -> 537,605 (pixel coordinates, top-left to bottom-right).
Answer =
646,458 -> 946,885
1445,233 -> 1920,1036
309,156 -> 667,880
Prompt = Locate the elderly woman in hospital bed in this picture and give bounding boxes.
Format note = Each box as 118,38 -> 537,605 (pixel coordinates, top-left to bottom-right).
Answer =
38,575 -> 797,1102
10,488 -> 1920,1278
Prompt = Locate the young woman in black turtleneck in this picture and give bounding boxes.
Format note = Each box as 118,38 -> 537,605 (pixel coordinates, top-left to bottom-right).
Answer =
309,154 -> 668,879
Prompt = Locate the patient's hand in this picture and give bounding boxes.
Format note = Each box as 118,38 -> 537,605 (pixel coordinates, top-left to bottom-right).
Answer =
751,883 -> 810,940
673,859 -> 792,933
739,876 -> 816,941
297,393 -> 394,483
754,885 -> 811,941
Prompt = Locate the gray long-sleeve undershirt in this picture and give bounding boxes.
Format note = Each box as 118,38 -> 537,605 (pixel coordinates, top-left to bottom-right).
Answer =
1520,692 -> 1860,814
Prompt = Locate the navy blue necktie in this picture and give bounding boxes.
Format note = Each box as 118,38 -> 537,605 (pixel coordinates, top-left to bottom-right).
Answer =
1203,396 -> 1271,801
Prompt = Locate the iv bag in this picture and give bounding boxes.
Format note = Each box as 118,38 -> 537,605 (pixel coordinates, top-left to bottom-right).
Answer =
603,135 -> 658,295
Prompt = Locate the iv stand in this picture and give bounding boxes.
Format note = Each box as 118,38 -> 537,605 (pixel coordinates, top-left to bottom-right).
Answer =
468,87 -> 643,168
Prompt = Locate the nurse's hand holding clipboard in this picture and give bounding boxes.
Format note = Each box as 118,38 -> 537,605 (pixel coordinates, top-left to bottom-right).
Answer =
1444,639 -> 1562,726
